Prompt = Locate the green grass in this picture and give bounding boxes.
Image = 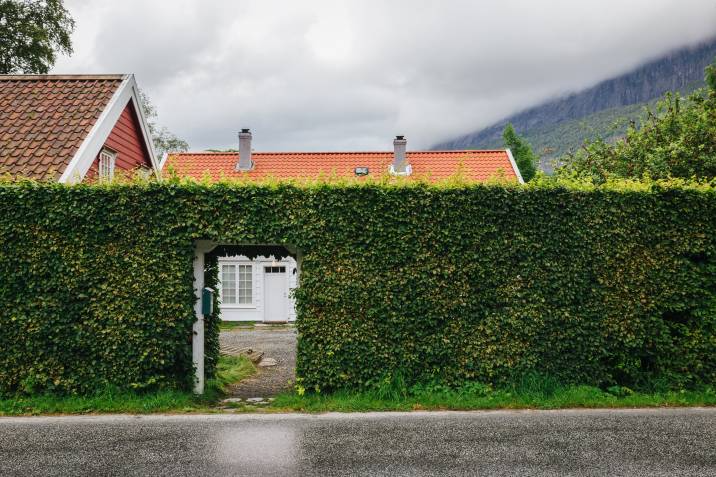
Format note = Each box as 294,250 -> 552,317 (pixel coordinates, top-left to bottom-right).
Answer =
3,363 -> 714,415
206,355 -> 257,395
219,320 -> 256,331
0,389 -> 205,416
0,355 -> 256,416
267,378 -> 716,413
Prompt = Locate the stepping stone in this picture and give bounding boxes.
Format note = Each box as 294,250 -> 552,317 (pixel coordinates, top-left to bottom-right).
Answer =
220,346 -> 265,364
219,345 -> 245,356
245,350 -> 265,364
258,358 -> 277,367
246,397 -> 265,403
220,397 -> 244,404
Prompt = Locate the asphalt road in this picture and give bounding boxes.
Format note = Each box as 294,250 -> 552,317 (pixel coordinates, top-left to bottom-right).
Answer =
1,408 -> 714,476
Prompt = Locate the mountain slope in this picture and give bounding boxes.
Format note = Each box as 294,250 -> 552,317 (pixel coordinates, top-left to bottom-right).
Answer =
433,38 -> 716,168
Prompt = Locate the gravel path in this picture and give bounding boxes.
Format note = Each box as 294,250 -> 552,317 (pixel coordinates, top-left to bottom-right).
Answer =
219,326 -> 297,398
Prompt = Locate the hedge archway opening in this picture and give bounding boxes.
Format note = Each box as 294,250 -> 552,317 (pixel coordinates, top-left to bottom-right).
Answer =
194,242 -> 302,392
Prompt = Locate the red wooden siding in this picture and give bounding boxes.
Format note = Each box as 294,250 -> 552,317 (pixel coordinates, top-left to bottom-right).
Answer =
85,101 -> 152,180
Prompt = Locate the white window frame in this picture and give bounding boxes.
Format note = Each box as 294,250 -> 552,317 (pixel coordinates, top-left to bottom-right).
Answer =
219,261 -> 255,308
98,148 -> 116,182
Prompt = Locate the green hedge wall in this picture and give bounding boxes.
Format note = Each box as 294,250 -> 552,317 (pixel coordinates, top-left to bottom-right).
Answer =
0,182 -> 200,395
0,179 -> 714,395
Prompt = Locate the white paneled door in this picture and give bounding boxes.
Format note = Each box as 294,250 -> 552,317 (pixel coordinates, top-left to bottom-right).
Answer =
263,266 -> 288,322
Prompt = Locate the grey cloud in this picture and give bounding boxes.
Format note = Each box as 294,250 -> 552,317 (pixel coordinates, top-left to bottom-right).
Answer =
55,0 -> 716,151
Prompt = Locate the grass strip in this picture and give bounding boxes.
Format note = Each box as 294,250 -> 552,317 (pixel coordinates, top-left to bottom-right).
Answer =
218,321 -> 256,331
267,378 -> 716,413
2,364 -> 714,415
0,355 -> 256,416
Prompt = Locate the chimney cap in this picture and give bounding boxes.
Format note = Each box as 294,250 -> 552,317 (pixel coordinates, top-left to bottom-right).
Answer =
395,135 -> 405,140
240,128 -> 251,134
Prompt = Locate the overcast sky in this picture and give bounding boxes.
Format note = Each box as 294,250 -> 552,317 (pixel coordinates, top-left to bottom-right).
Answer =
53,0 -> 716,152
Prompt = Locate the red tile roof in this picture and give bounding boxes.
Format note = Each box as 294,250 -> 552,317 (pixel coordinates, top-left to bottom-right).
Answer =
164,150 -> 520,183
0,75 -> 125,180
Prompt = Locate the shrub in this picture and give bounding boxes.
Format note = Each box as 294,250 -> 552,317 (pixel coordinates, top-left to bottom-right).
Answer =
0,177 -> 714,395
558,60 -> 716,182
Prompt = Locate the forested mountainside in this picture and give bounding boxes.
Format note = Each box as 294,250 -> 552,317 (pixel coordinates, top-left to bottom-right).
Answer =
433,38 -> 716,169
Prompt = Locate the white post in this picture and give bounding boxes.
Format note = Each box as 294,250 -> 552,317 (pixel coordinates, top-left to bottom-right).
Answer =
192,240 -> 216,394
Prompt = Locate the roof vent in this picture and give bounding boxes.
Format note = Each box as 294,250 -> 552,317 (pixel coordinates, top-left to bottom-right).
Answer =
236,128 -> 253,171
354,166 -> 369,176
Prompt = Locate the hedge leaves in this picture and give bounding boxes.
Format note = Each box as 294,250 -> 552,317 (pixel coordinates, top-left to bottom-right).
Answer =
0,178 -> 714,395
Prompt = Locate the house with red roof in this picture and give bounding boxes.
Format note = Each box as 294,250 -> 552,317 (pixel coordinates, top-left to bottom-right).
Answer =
164,130 -> 523,184
0,74 -> 159,182
167,130 -> 524,323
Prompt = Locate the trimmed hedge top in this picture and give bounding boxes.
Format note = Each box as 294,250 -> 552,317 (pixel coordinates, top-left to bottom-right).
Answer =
0,177 -> 714,395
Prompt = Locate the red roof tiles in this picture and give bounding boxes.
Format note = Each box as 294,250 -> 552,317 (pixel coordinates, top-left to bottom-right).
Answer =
0,75 -> 125,180
164,150 -> 520,183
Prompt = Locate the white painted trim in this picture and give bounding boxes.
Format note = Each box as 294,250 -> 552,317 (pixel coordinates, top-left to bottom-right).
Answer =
58,74 -> 160,183
126,77 -> 160,176
58,75 -> 130,183
192,240 -> 218,394
159,151 -> 169,171
505,148 -> 525,184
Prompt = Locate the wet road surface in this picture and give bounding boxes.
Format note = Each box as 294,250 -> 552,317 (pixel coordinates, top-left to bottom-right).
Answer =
1,408 -> 714,476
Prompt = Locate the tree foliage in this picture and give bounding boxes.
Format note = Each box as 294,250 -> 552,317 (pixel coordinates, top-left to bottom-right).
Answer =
558,60 -> 716,182
138,90 -> 189,159
0,0 -> 74,74
502,123 -> 538,181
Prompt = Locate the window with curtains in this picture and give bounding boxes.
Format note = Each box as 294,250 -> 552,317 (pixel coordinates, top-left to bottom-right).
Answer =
220,263 -> 253,305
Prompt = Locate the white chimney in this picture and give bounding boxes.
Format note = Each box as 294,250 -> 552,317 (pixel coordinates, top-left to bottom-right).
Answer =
237,128 -> 253,171
391,135 -> 411,175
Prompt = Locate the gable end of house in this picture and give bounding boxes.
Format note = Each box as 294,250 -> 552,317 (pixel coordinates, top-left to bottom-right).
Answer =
59,75 -> 159,183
